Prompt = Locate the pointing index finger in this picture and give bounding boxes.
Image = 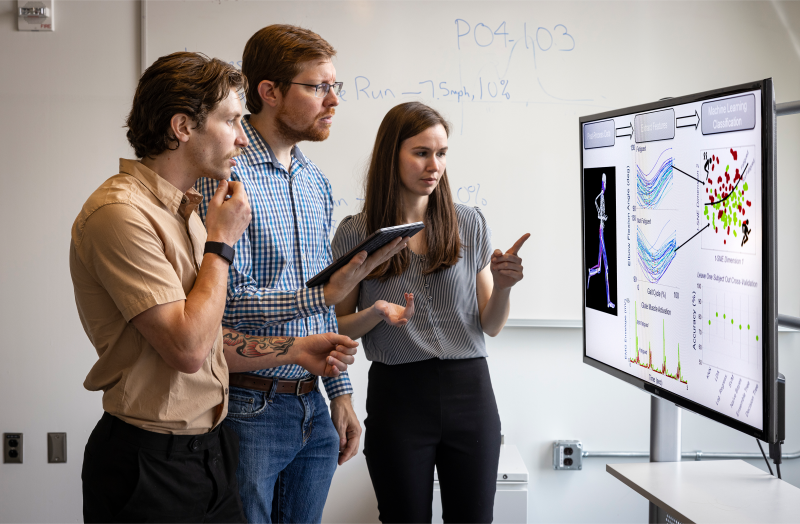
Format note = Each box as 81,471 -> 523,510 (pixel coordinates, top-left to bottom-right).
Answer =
506,233 -> 531,256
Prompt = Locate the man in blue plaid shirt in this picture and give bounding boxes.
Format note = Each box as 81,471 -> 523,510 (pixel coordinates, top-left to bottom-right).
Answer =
196,25 -> 407,524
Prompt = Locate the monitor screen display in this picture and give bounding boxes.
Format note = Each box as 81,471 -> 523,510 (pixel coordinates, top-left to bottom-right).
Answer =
581,81 -> 776,438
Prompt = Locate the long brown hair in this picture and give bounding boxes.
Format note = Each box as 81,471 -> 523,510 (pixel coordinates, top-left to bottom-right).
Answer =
363,102 -> 461,279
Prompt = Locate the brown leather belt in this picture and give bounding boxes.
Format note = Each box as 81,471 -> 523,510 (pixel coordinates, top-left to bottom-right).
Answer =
228,373 -> 317,396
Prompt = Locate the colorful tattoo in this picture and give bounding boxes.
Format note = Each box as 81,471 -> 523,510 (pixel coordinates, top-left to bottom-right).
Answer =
223,332 -> 295,358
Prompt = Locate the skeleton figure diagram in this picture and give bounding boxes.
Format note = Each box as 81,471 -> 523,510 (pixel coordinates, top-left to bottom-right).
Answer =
587,173 -> 615,309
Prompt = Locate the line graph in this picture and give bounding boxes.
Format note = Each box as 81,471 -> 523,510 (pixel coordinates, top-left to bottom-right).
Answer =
637,223 -> 677,283
637,148 -> 674,209
631,304 -> 688,384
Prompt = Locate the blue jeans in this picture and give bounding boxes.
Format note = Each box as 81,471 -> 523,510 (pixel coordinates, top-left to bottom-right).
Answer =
224,384 -> 340,524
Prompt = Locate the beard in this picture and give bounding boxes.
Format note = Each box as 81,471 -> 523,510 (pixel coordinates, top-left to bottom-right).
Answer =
275,103 -> 334,144
197,147 -> 244,181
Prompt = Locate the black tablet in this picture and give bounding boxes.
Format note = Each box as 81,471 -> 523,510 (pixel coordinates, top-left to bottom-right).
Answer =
306,222 -> 425,288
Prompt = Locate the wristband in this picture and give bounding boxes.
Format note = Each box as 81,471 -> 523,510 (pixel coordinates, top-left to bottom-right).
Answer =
204,241 -> 235,265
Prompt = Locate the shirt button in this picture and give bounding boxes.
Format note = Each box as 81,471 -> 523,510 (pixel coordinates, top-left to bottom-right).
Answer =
428,296 -> 433,301
191,439 -> 201,451
225,387 -> 229,395
181,196 -> 187,205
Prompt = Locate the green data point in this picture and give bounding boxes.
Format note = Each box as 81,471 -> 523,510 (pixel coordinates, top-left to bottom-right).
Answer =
748,324 -> 750,330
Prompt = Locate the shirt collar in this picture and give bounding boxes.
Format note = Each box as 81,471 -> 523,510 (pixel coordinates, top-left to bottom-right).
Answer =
239,115 -> 309,170
119,159 -> 201,216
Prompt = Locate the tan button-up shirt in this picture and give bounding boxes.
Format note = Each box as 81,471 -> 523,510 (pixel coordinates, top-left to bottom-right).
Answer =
70,159 -> 228,434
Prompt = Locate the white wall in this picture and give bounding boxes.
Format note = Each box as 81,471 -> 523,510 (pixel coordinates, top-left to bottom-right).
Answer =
1,2 -> 800,523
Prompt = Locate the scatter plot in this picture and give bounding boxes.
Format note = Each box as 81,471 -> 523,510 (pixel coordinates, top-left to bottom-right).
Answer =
701,146 -> 756,254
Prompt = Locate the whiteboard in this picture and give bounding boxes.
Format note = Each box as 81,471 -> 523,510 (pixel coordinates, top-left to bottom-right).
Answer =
146,0 -> 800,321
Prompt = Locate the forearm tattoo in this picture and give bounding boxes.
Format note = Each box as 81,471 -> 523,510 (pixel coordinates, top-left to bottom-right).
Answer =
223,332 -> 295,358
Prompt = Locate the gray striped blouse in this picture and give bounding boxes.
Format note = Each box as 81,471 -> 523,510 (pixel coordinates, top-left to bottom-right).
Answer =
331,204 -> 492,365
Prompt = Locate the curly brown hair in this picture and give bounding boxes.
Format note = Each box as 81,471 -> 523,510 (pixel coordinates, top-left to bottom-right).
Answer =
243,25 -> 336,115
126,52 -> 246,159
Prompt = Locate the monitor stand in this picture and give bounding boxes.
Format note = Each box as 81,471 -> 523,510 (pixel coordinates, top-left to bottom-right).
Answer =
649,396 -> 681,523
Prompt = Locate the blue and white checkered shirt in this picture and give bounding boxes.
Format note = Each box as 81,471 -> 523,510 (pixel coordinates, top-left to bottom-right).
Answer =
196,116 -> 352,399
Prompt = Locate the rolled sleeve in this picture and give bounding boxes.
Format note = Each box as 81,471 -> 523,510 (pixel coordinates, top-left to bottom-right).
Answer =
298,285 -> 328,318
76,203 -> 186,322
222,239 -> 329,331
321,371 -> 354,399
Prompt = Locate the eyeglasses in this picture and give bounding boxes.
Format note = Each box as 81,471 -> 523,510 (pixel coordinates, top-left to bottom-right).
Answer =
289,81 -> 343,98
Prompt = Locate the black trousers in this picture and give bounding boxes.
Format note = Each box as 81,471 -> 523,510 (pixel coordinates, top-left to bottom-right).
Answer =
364,357 -> 502,524
82,412 -> 246,523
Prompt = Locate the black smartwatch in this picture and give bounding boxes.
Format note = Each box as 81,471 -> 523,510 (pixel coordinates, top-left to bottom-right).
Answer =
204,241 -> 235,265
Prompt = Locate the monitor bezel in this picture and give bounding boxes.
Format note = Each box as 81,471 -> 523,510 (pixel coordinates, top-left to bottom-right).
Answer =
579,79 -> 778,443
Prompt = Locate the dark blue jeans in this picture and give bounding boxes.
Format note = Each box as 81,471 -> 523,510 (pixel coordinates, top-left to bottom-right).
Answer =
223,384 -> 339,524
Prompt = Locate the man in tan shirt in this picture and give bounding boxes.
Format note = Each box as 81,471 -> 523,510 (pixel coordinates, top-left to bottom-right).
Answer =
71,52 -> 359,523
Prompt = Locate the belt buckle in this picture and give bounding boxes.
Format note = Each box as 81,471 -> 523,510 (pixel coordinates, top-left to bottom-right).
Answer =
296,377 -> 314,396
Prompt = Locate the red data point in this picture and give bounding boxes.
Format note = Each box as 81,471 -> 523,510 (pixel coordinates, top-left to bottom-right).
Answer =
746,200 -> 751,207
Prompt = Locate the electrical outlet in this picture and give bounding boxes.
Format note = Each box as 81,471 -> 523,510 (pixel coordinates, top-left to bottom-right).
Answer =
4,433 -> 23,464
553,440 -> 582,470
47,433 -> 66,463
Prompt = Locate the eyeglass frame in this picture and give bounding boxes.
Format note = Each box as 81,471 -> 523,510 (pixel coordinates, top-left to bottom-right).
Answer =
288,81 -> 343,98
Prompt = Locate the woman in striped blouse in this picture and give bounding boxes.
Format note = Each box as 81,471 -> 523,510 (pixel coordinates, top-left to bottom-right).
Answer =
332,101 -> 529,524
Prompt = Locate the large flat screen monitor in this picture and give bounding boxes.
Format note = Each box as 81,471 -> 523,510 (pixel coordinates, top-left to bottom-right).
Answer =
580,79 -> 779,443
